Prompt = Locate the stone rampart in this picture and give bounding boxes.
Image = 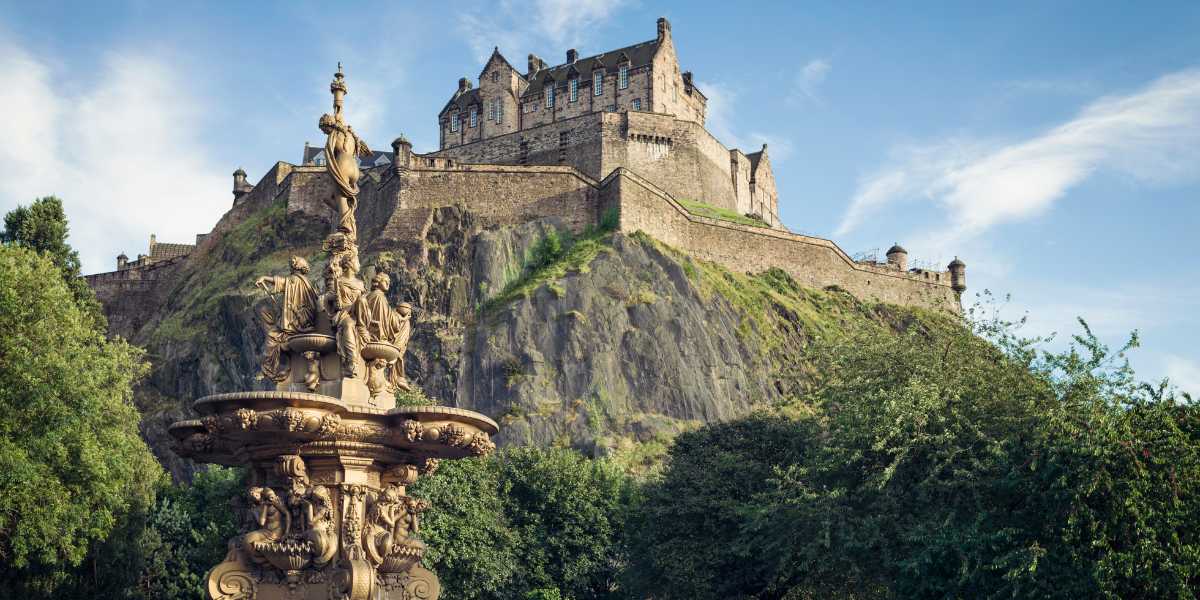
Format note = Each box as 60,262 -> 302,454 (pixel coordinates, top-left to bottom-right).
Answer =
84,255 -> 189,338
430,111 -> 756,218
601,168 -> 961,313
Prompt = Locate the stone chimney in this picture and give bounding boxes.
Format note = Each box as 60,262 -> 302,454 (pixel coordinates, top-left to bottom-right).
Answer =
458,77 -> 471,95
657,17 -> 672,40
682,70 -> 693,90
566,48 -> 578,63
391,134 -> 412,174
232,167 -> 252,202
528,53 -> 546,75
117,252 -> 128,270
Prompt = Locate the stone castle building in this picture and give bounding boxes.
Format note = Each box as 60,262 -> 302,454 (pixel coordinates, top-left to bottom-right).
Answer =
87,17 -> 965,323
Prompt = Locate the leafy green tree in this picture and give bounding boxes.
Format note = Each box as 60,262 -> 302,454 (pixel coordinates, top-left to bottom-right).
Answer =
622,414 -> 812,599
627,306 -> 1200,599
0,245 -> 160,596
2,196 -> 105,328
412,447 -> 632,600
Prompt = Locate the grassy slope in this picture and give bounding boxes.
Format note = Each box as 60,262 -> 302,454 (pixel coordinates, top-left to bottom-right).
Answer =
676,198 -> 770,228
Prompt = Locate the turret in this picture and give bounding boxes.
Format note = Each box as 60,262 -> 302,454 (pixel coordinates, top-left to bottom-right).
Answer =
391,134 -> 412,174
948,257 -> 967,292
232,167 -> 253,202
117,252 -> 128,270
886,243 -> 908,271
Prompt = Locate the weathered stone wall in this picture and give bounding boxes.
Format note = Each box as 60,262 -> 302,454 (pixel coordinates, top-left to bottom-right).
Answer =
751,152 -> 780,226
431,111 -> 766,217
650,22 -> 706,125
603,168 -> 961,313
85,256 -> 189,339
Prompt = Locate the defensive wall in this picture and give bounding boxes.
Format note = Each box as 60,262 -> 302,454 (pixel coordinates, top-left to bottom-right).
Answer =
430,110 -> 780,227
86,150 -> 960,321
600,168 -> 960,311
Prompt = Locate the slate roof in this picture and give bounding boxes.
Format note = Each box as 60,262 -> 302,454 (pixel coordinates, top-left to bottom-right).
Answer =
302,145 -> 395,168
440,88 -> 481,116
150,242 -> 195,261
521,39 -> 659,98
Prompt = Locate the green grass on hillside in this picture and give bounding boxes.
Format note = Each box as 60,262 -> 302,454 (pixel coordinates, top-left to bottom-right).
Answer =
676,198 -> 769,228
478,226 -> 616,317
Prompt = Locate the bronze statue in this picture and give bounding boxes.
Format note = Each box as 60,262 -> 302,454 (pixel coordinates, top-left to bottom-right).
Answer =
256,256 -> 318,382
325,252 -> 369,378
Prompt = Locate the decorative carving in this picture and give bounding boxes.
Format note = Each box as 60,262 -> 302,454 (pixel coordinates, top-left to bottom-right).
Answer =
320,64 -> 372,243
402,420 -> 424,443
468,431 -> 496,456
256,256 -> 319,382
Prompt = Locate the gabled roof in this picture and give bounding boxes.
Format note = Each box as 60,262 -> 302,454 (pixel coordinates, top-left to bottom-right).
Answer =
439,88 -> 481,116
478,47 -> 525,82
522,38 -> 659,98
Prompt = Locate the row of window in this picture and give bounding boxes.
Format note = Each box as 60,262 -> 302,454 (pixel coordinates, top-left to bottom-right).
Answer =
451,96 -> 644,132
545,64 -> 632,108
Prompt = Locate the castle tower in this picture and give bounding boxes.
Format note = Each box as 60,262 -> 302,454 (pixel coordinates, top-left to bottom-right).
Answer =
116,252 -> 128,270
232,167 -> 253,202
948,257 -> 967,293
886,243 -> 908,271
391,135 -> 412,174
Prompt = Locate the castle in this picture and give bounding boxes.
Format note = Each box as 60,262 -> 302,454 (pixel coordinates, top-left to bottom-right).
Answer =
86,17 -> 965,328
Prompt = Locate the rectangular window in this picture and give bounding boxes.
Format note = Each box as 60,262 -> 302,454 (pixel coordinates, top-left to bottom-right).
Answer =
450,112 -> 459,132
619,64 -> 629,89
569,78 -> 578,102
497,100 -> 503,125
632,98 -> 641,111
593,70 -> 603,95
489,99 -> 497,122
545,85 -> 555,108
469,106 -> 478,127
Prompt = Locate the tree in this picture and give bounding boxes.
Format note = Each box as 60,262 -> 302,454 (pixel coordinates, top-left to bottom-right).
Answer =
411,447 -> 632,600
2,196 -> 105,328
0,245 -> 160,596
626,307 -> 1200,599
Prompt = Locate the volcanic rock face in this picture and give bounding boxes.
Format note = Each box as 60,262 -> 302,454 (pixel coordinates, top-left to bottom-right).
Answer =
116,201 -> 822,479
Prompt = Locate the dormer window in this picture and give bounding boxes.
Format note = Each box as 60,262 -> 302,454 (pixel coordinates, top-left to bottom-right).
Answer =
593,70 -> 604,95
618,64 -> 629,89
546,84 -> 555,108
469,106 -> 478,127
569,78 -> 578,102
450,112 -> 460,132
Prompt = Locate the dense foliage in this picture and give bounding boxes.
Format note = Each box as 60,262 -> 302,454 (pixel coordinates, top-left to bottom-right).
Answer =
0,245 -> 160,596
2,196 -> 105,327
626,310 -> 1200,599
412,447 -> 632,600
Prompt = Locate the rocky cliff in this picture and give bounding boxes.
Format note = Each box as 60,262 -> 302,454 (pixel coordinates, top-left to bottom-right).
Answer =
112,196 -> 949,480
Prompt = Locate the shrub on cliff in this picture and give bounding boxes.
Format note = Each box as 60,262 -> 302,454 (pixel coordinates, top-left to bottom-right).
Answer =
0,245 -> 160,596
626,313 -> 1200,599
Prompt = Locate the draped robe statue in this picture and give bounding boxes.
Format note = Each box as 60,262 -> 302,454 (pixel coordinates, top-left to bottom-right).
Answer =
320,66 -> 371,242
255,256 -> 318,382
362,273 -> 413,391
325,253 -> 370,378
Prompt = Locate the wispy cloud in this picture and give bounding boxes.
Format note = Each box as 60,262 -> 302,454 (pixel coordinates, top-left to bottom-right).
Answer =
1165,354 -> 1200,397
457,0 -> 629,63
837,68 -> 1200,242
700,80 -> 794,161
0,42 -> 227,274
791,58 -> 831,103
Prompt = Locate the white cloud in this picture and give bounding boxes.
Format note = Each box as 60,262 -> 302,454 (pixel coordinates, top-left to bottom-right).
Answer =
458,0 -> 629,63
699,80 -> 793,161
0,42 -> 227,274
1165,354 -> 1200,397
792,58 -> 831,103
837,68 -> 1200,241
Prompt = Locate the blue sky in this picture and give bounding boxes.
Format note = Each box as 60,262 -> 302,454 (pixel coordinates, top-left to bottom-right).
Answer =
2,1 -> 1197,393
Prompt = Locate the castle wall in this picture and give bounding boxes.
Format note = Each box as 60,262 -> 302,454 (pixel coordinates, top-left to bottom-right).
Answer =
432,111 -> 760,218
85,256 -> 189,339
650,30 -> 705,125
603,168 -> 960,313
751,154 -> 780,226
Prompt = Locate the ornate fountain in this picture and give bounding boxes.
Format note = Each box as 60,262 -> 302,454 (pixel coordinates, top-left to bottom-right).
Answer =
169,65 -> 497,600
